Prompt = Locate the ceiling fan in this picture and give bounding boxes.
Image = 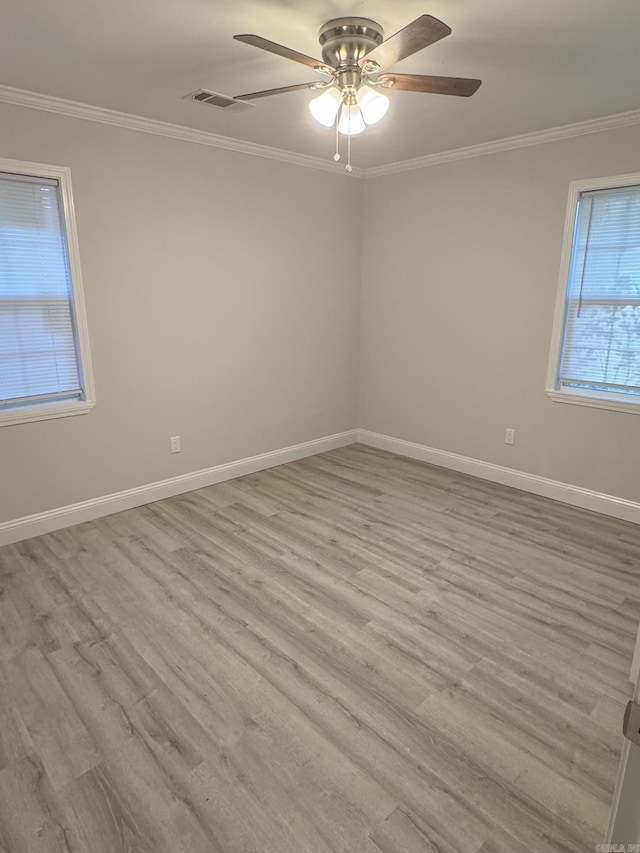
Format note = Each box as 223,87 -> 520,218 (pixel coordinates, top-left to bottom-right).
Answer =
231,15 -> 482,170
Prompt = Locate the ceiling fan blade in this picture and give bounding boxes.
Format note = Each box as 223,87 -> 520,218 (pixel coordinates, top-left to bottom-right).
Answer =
234,82 -> 319,101
361,15 -> 451,72
378,73 -> 482,97
234,34 -> 324,70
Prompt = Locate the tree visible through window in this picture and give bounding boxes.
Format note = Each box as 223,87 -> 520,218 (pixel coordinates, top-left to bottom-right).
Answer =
548,175 -> 640,413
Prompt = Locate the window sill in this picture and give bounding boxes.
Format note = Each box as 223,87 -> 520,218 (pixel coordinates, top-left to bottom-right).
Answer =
0,399 -> 95,427
546,388 -> 640,415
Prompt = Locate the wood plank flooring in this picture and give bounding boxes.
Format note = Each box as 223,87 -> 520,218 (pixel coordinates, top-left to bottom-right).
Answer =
0,444 -> 638,852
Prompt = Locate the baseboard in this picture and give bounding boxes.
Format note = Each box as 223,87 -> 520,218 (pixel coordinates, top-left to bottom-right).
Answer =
356,429 -> 640,525
3,426 -> 637,546
0,429 -> 358,546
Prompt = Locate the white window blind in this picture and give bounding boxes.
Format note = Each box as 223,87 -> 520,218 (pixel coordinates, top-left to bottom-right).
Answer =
558,185 -> 640,401
0,171 -> 84,410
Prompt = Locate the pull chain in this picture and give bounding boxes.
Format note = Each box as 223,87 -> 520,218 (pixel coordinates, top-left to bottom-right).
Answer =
331,104 -> 354,173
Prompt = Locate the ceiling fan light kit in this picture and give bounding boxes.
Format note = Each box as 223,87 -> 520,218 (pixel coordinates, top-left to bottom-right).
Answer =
357,86 -> 390,126
337,101 -> 366,137
309,85 -> 388,130
308,87 -> 342,127
231,14 -> 482,171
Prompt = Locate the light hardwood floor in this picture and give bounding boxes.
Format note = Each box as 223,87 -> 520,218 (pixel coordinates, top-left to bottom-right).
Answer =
0,444 -> 638,852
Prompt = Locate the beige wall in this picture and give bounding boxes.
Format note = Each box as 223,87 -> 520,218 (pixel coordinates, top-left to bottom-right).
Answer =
1,104 -> 639,524
360,124 -> 640,502
0,103 -> 361,521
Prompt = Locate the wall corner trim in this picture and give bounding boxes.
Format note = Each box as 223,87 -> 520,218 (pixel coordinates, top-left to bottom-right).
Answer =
356,429 -> 640,524
0,430 -> 358,546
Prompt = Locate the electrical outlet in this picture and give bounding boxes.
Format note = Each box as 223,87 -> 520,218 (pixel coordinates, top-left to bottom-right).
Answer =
170,435 -> 181,454
504,428 -> 515,445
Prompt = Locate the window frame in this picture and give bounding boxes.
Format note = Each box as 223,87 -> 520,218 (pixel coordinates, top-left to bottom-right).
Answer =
0,158 -> 95,427
546,172 -> 640,415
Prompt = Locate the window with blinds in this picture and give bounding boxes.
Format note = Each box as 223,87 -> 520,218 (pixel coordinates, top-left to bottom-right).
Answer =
548,175 -> 640,414
0,160 -> 94,426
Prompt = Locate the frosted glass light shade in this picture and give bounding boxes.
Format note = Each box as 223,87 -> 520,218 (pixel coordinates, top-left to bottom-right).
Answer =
337,103 -> 365,136
357,85 -> 389,125
309,88 -> 342,127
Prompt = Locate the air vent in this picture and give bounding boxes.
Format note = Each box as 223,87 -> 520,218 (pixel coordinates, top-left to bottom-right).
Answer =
184,89 -> 255,113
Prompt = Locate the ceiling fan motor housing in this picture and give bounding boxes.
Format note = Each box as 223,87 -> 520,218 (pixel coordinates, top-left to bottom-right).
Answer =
319,18 -> 384,70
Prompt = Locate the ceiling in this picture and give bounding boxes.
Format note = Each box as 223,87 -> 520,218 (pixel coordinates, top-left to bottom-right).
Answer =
1,0 -> 639,169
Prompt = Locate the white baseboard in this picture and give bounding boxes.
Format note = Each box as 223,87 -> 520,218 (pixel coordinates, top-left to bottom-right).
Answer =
356,429 -> 640,525
0,430 -> 358,546
3,426 -> 637,546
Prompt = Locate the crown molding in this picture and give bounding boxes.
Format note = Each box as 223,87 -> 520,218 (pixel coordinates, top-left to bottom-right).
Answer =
0,84 -> 364,178
1,83 -> 637,181
364,109 -> 640,178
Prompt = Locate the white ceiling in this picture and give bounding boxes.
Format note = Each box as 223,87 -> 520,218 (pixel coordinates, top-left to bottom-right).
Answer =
1,0 -> 639,169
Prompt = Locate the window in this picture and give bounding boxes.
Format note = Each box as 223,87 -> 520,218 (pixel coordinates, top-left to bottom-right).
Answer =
547,173 -> 640,414
0,159 -> 94,426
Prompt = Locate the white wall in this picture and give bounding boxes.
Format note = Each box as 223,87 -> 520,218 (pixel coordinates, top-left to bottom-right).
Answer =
360,125 -> 640,502
0,103 -> 361,521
